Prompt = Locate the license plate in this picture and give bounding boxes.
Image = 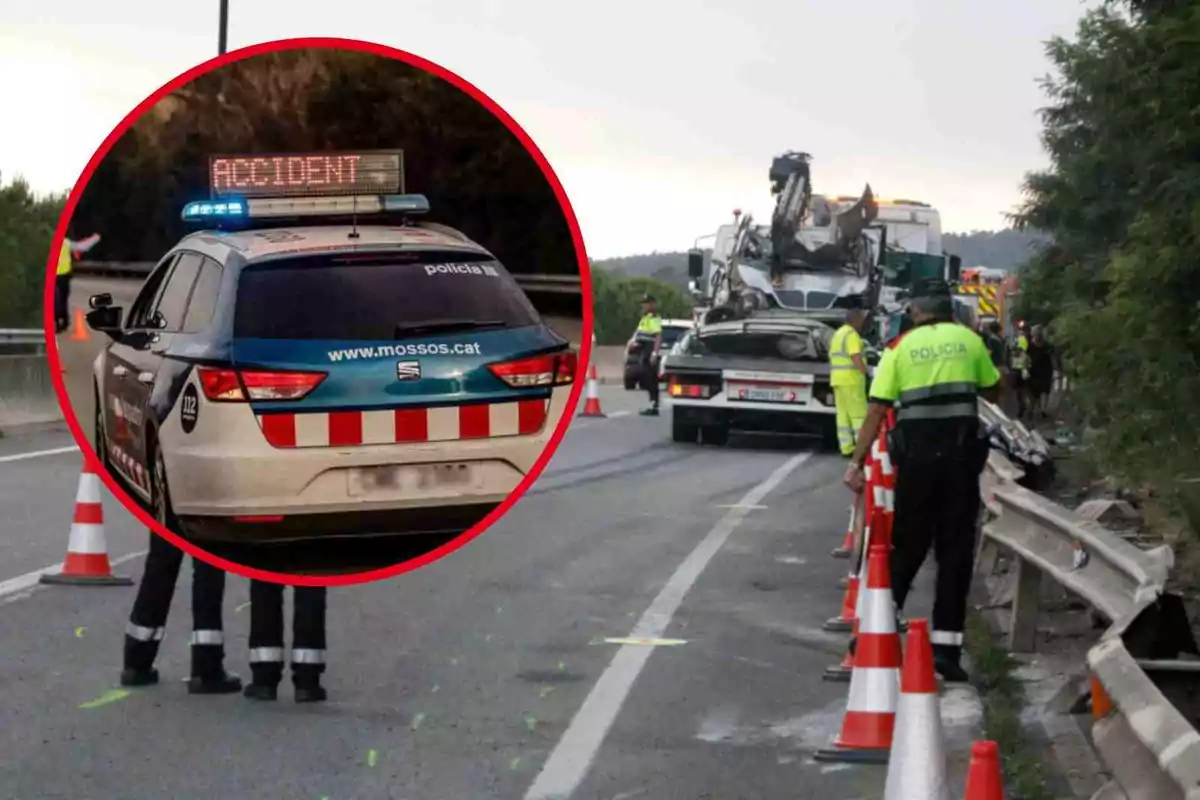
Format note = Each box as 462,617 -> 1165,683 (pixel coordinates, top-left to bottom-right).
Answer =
727,381 -> 812,404
348,463 -> 480,497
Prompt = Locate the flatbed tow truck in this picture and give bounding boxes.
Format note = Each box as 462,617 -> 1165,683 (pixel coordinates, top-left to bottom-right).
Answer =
661,151 -> 965,449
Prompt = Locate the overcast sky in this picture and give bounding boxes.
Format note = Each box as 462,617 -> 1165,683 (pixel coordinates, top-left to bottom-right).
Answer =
0,0 -> 1096,259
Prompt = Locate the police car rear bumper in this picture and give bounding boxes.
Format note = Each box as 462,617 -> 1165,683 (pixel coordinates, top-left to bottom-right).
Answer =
160,383 -> 570,536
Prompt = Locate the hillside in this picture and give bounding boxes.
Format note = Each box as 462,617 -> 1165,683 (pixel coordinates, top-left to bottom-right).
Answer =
591,228 -> 1050,287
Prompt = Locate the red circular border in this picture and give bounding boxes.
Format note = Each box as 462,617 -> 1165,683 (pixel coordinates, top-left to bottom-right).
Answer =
42,37 -> 594,587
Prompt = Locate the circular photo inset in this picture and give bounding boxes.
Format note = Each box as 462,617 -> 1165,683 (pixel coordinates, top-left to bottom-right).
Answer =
45,38 -> 591,584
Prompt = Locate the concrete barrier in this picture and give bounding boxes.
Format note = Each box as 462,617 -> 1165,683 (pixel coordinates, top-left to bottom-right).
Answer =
0,355 -> 63,433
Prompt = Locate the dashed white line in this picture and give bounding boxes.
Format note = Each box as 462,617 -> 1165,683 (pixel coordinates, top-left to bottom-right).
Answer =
0,445 -> 80,464
0,549 -> 146,602
523,452 -> 813,800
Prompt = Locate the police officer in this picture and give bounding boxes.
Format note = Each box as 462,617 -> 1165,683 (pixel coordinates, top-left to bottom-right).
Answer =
243,581 -> 328,703
842,280 -> 1001,682
828,306 -> 871,457
121,531 -> 241,693
633,294 -> 663,417
55,233 -> 100,333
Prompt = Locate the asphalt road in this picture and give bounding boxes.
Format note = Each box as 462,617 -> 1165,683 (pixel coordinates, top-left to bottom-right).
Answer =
0,378 -> 981,800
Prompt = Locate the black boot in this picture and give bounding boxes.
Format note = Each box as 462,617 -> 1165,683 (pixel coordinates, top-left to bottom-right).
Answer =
933,644 -> 969,683
243,664 -> 282,701
188,670 -> 243,695
639,406 -> 659,417
120,667 -> 160,687
293,666 -> 326,703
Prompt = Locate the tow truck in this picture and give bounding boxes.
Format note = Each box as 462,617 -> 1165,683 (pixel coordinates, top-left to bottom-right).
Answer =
661,151 -> 963,448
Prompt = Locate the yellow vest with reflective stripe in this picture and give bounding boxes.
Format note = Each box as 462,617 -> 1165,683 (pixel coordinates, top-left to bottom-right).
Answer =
56,240 -> 73,276
828,324 -> 865,388
636,313 -> 662,336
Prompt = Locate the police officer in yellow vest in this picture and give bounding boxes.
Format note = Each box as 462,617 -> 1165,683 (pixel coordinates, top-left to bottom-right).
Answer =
633,294 -> 663,416
828,307 -> 871,456
843,279 -> 1001,682
55,233 -> 101,333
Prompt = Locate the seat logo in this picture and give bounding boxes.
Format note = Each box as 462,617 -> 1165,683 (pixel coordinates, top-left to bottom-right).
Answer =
396,360 -> 421,381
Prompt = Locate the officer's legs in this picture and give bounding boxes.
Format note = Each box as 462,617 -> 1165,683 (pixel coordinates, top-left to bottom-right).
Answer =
291,586 -> 328,703
644,356 -> 660,408
244,579 -> 285,700
888,461 -> 940,613
54,275 -> 69,330
834,389 -> 854,456
929,456 -> 984,681
121,531 -> 184,685
187,557 -> 241,694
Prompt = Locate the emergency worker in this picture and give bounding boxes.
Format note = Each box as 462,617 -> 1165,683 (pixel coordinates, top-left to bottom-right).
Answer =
121,532 -> 241,693
633,294 -> 663,417
1010,321 -> 1031,419
842,280 -> 1001,682
243,581 -> 328,703
55,233 -> 101,333
828,307 -> 871,456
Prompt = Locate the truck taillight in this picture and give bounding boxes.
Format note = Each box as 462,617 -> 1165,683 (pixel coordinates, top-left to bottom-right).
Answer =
668,379 -> 713,399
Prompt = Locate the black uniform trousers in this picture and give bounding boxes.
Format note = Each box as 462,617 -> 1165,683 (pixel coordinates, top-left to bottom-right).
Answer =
123,531 -> 227,678
639,350 -> 660,407
248,581 -> 327,688
54,274 -> 71,331
889,438 -> 985,665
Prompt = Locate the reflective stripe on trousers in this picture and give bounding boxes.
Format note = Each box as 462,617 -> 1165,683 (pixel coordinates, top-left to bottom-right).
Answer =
931,630 -> 964,646
292,648 -> 326,665
250,647 -> 285,663
126,622 -> 165,642
190,630 -> 224,646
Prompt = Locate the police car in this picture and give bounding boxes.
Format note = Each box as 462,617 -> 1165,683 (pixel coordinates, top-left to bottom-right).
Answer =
85,150 -> 578,544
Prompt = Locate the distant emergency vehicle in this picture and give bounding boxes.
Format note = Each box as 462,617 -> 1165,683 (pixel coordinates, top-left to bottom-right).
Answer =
85,149 -> 577,544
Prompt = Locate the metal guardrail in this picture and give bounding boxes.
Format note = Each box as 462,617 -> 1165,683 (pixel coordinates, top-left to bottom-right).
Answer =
74,262 -> 583,295
977,439 -> 1200,800
0,329 -> 45,345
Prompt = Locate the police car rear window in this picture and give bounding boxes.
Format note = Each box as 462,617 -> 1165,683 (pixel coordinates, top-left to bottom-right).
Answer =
233,252 -> 540,340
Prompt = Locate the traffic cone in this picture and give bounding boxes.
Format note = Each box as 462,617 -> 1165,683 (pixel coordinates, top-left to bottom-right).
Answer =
824,503 -> 885,681
831,500 -> 856,559
814,544 -> 901,764
825,463 -> 876,632
882,619 -> 951,800
40,460 -> 133,586
963,740 -> 1005,799
577,362 -> 606,418
69,308 -> 90,341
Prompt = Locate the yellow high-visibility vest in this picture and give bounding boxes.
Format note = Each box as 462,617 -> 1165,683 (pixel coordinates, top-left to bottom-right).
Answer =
56,240 -> 73,276
829,324 -> 865,389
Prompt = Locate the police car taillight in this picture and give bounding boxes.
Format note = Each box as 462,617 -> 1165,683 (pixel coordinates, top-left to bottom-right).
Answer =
197,368 -> 327,402
487,351 -> 578,388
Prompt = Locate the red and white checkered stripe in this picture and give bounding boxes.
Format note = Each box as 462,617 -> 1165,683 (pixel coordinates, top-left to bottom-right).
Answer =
109,443 -> 150,493
256,399 -> 550,449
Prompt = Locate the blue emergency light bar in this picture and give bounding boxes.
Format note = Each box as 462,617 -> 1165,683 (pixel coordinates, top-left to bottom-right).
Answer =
181,194 -> 431,224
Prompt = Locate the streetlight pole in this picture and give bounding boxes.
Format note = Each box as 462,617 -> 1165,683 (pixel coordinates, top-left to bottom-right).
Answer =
218,0 -> 229,55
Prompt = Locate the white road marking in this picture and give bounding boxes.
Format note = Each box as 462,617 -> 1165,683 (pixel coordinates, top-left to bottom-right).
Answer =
0,445 -> 80,464
523,452 -> 813,800
0,549 -> 147,601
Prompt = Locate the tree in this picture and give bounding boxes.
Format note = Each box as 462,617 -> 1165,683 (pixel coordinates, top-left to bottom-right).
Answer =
591,269 -> 691,344
1011,0 -> 1200,494
0,174 -> 66,327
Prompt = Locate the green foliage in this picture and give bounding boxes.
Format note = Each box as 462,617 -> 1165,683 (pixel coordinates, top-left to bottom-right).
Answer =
591,269 -> 691,345
0,173 -> 66,327
71,49 -> 574,276
1011,0 -> 1200,507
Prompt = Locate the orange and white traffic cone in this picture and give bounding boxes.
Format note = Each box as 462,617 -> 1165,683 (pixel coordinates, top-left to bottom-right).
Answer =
40,460 -> 133,586
824,504 -> 885,681
831,497 -> 858,559
963,740 -> 1005,799
69,307 -> 90,341
825,462 -> 876,632
814,543 -> 901,764
883,618 -> 951,799
577,362 -> 606,418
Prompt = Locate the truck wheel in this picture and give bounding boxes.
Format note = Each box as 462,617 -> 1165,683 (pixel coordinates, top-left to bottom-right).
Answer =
701,424 -> 730,447
672,414 -> 699,444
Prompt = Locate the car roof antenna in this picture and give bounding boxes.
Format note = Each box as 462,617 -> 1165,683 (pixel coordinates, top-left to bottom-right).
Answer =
348,195 -> 361,240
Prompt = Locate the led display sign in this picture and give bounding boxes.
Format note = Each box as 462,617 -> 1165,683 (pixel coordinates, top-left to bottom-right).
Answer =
208,150 -> 404,199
